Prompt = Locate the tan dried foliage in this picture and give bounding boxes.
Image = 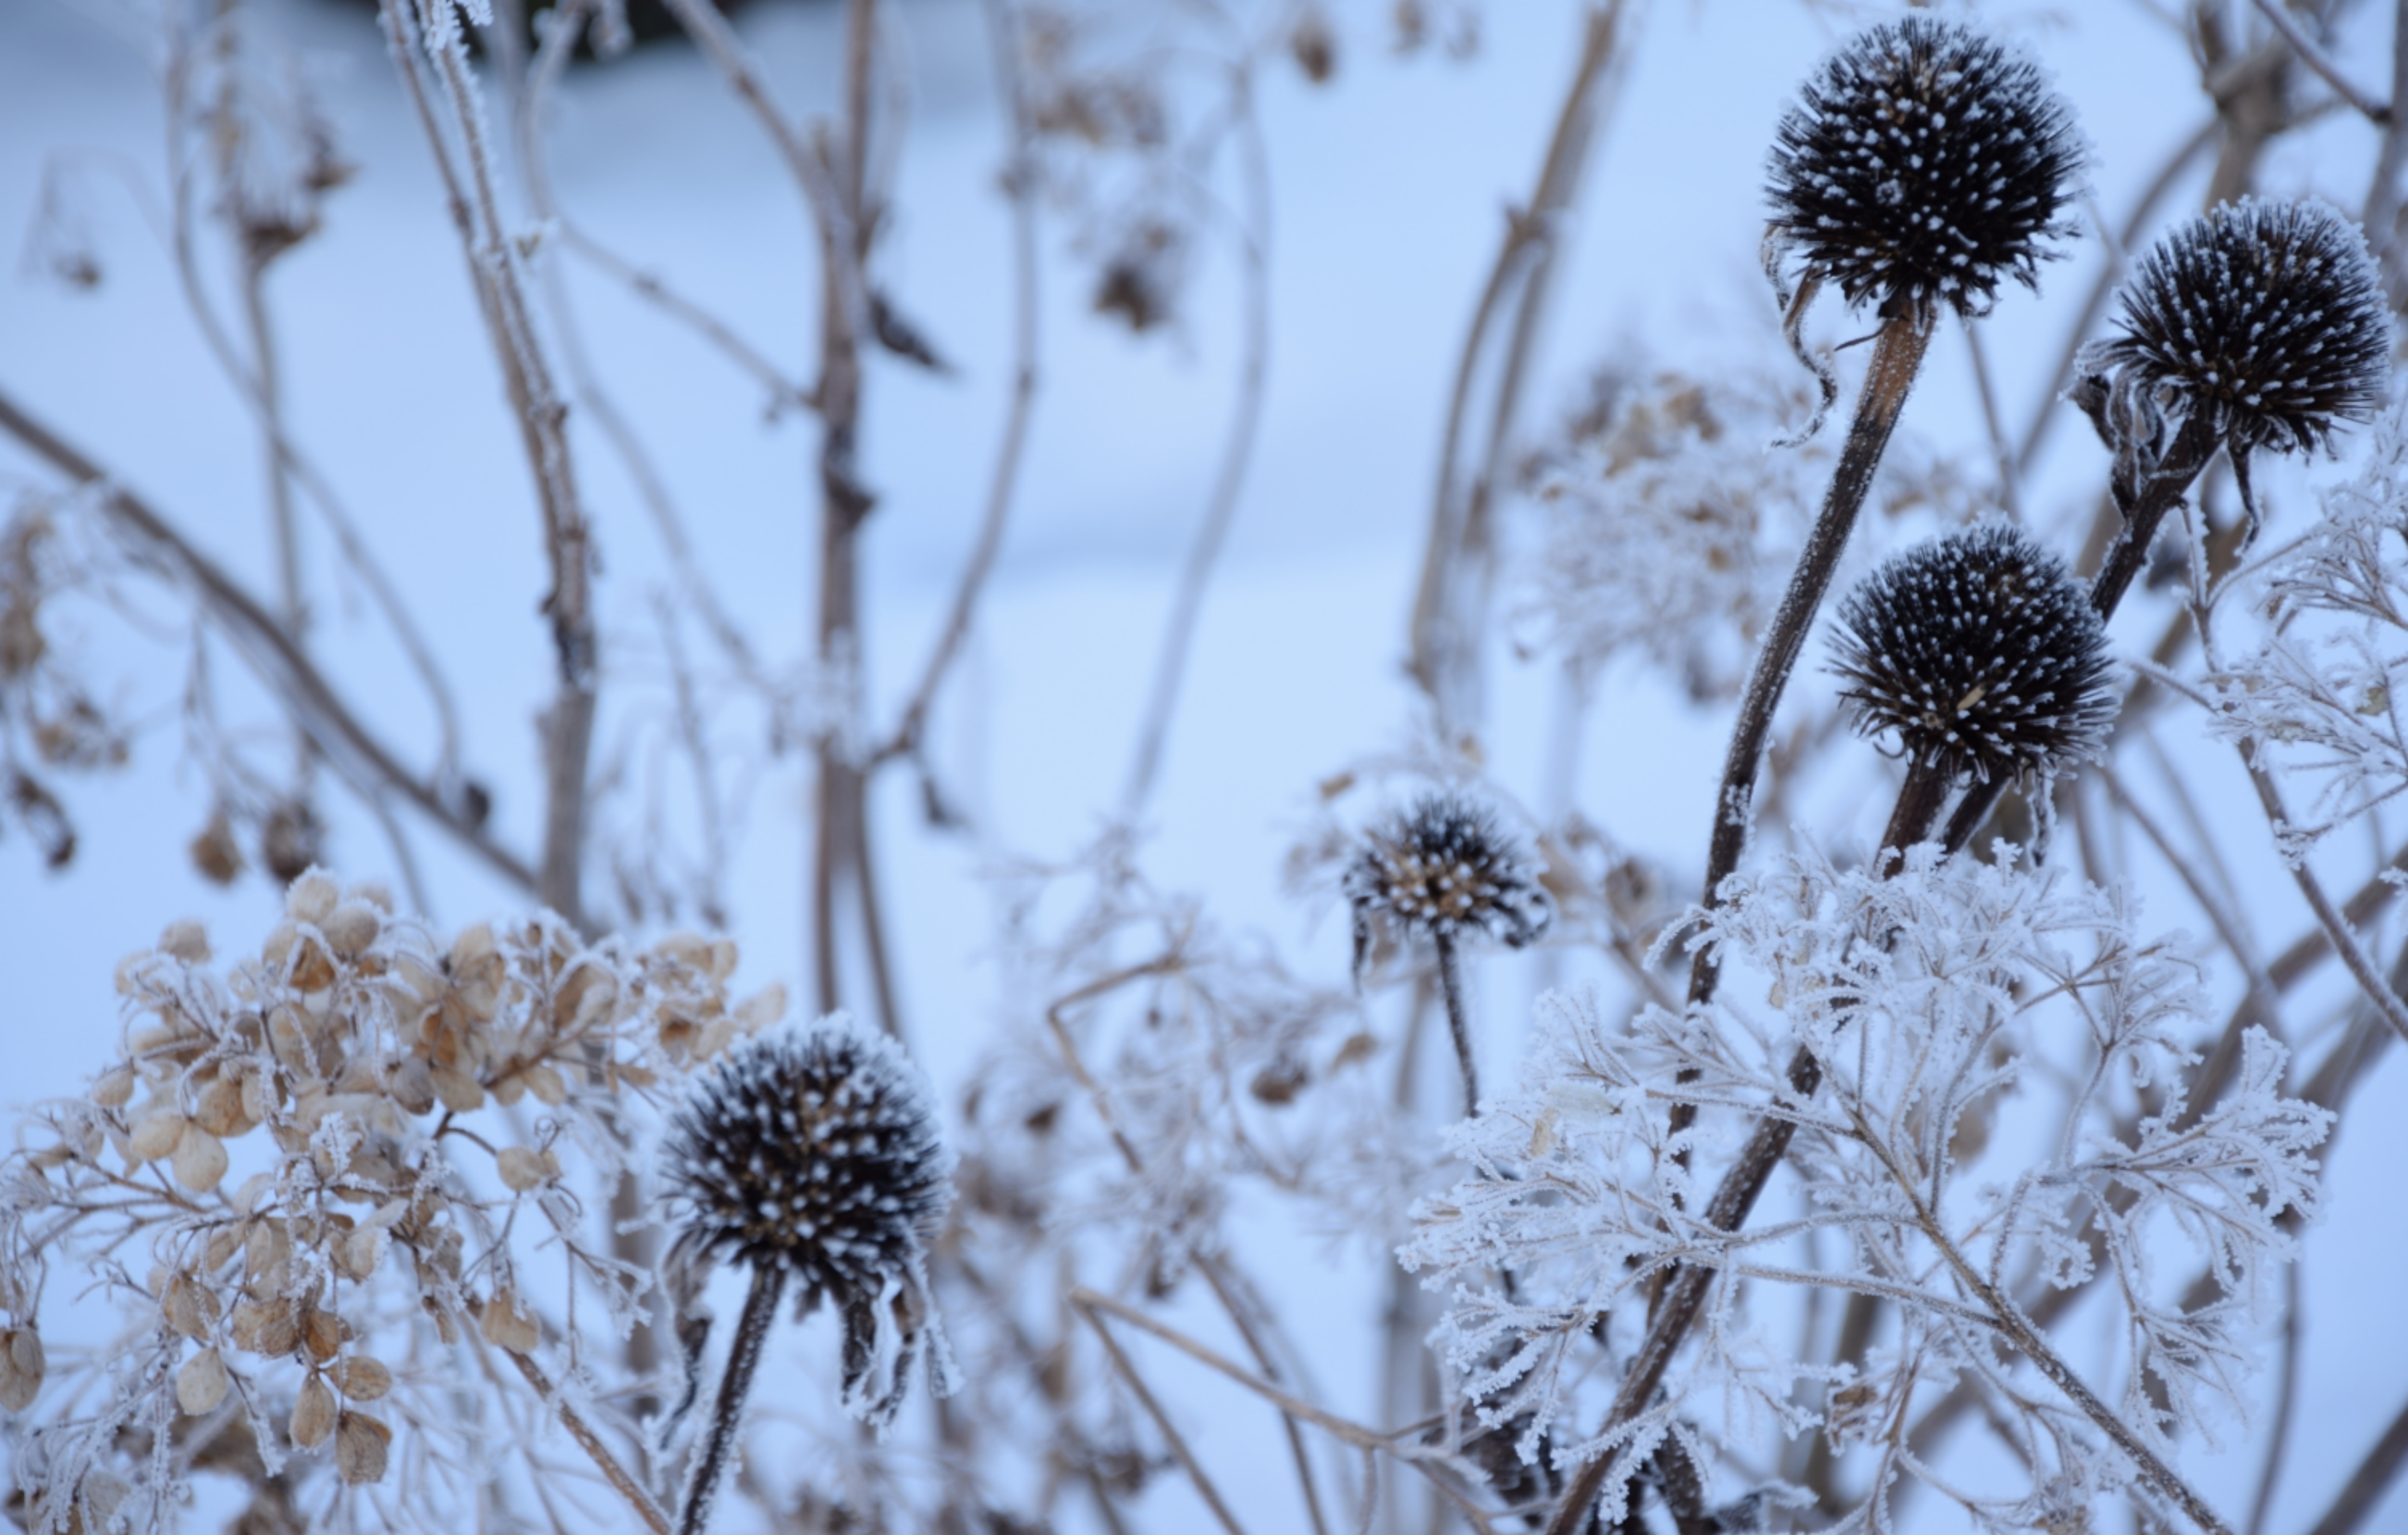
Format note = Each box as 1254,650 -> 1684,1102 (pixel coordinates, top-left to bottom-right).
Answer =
0,871 -> 785,1529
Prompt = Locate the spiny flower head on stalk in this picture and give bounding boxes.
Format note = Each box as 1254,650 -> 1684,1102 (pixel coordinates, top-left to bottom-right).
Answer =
1830,523 -> 2116,787
1766,16 -> 2085,322
1345,792 -> 1552,978
661,1012 -> 955,1429
2077,197 -> 2390,536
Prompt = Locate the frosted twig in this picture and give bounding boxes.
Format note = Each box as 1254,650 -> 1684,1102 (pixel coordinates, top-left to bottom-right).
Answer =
2304,1392 -> 2408,1535
0,386 -> 541,895
2243,756 -> 2408,1049
1406,0 -> 1626,732
871,0 -> 1043,774
503,1347 -> 674,1535
2248,0 -> 2392,123
1118,62 -> 1271,818
1075,1297 -> 1251,1535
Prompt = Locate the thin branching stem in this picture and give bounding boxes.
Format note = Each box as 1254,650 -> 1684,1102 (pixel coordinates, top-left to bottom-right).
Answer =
678,1263 -> 785,1535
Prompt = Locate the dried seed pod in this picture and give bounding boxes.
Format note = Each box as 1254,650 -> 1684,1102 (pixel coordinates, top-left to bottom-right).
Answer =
1343,792 -> 1553,978
1829,523 -> 2116,786
291,1373 -> 337,1449
2077,197 -> 2390,534
1766,16 -> 2085,319
176,1347 -> 229,1415
661,1012 -> 955,1430
335,1410 -> 392,1485
0,1325 -> 43,1411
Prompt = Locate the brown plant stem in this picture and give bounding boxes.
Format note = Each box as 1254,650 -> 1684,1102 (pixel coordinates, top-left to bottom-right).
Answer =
679,1263 -> 785,1535
505,1347 -> 674,1535
1408,0 -> 1625,735
0,387 -> 539,894
1431,931 -> 1479,1116
2305,1392 -> 2408,1535
1686,310 -> 1931,1011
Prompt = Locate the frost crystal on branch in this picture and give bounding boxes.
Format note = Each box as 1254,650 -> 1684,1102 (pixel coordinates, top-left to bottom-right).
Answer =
1830,522 -> 2116,786
1766,16 -> 2084,319
1407,846 -> 2329,1528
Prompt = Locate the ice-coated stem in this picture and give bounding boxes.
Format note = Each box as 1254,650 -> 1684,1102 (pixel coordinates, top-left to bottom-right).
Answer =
1688,311 -> 1933,1010
679,1263 -> 785,1535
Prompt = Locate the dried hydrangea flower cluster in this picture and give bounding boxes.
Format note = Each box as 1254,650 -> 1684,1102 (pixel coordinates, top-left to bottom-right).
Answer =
1765,15 -> 2085,320
1345,792 -> 1553,978
2079,197 -> 2390,530
1830,522 -> 2117,787
0,871 -> 781,1533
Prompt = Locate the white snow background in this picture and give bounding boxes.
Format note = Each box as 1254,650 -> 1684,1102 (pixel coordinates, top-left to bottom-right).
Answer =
4,0 -> 2407,1528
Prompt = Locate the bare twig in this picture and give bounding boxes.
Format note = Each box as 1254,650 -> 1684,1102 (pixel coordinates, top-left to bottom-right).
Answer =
2246,1263 -> 2302,1535
0,386 -> 541,895
2249,0 -> 2392,123
2242,757 -> 2408,1048
503,1347 -> 675,1535
1962,315 -> 2020,522
1406,0 -> 1626,734
1119,66 -> 1271,818
2304,1392 -> 2408,1535
1076,1296 -> 1252,1535
871,0 -> 1042,774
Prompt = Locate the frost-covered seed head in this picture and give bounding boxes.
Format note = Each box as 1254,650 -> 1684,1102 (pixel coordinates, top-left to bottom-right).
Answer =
1766,17 -> 2084,319
661,1014 -> 953,1308
2082,198 -> 2389,465
1830,524 -> 2116,785
1345,794 -> 1551,974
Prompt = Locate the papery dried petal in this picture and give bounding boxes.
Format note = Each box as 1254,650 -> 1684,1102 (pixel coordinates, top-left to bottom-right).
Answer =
336,1354 -> 392,1401
172,1124 -> 228,1191
0,1326 -> 43,1411
334,1409 -> 392,1484
176,1347 -> 229,1415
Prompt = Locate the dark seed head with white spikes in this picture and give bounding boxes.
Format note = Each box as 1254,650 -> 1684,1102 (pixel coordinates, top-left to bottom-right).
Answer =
1345,793 -> 1551,978
1830,524 -> 2116,787
662,1015 -> 952,1303
2079,197 -> 2389,478
1766,16 -> 2085,321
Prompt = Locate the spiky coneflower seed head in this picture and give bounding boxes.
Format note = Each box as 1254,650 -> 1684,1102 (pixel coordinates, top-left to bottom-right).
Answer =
1830,524 -> 2116,786
661,1013 -> 953,1427
2081,197 -> 2389,470
1766,16 -> 2084,320
1345,793 -> 1551,975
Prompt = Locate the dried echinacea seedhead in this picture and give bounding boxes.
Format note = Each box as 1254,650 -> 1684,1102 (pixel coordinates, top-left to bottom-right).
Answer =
660,1013 -> 955,1535
1832,523 -> 2116,793
1345,792 -> 1552,979
1346,793 -> 1550,1112
2077,197 -> 2390,537
1766,16 -> 2085,322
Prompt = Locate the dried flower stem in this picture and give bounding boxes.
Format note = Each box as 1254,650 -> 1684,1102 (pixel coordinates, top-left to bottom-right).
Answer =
1408,0 -> 1626,733
872,0 -> 1042,774
679,1263 -> 786,1535
2243,757 -> 2408,1048
1432,931 -> 1478,1115
1688,310 -> 1931,1009
2248,0 -> 2393,124
0,387 -> 539,892
1076,1295 -> 1252,1535
2304,1390 -> 2408,1535
504,1348 -> 674,1535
